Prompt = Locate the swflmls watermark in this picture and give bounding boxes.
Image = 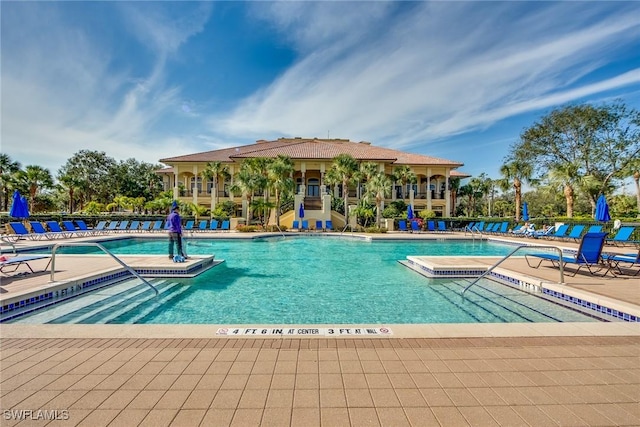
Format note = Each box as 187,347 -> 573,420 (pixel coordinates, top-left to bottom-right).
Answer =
3,409 -> 69,421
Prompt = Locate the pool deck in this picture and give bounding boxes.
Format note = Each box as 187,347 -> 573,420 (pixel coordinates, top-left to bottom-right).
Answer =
1,231 -> 639,426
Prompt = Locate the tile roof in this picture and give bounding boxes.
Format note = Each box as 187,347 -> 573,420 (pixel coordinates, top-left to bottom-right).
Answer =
159,138 -> 463,167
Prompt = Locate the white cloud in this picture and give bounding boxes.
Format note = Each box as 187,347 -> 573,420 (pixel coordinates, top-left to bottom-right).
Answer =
211,2 -> 640,151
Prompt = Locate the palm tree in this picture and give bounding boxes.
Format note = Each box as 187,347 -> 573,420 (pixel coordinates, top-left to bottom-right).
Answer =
16,165 -> 53,212
393,165 -> 417,201
547,163 -> 579,218
449,177 -> 461,215
365,172 -> 392,227
499,159 -> 533,221
229,161 -> 265,223
200,161 -> 230,208
328,154 -> 359,219
355,162 -> 380,198
267,155 -> 295,226
0,154 -> 21,211
58,173 -> 83,213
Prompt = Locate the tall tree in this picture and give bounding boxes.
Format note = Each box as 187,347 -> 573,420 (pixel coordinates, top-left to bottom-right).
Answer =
267,155 -> 295,226
200,161 -> 230,209
365,172 -> 392,227
499,158 -> 533,221
328,154 -> 359,219
393,165 -> 417,200
57,150 -> 117,204
517,102 -> 640,207
0,154 -> 21,211
16,165 -> 54,211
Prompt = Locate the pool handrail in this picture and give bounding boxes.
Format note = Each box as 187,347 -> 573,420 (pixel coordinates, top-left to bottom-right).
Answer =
49,242 -> 159,296
461,244 -> 565,297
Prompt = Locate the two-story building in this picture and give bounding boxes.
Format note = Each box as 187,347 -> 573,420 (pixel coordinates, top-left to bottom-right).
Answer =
158,137 -> 468,228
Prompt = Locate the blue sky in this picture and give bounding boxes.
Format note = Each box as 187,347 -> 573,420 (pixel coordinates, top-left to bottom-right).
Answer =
2,1 -> 640,182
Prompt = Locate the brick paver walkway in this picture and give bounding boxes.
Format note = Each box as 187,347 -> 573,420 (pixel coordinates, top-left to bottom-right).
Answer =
1,336 -> 639,426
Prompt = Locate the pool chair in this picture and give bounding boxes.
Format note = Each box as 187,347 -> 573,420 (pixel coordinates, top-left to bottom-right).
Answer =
7,222 -> 46,240
606,226 -> 637,246
602,249 -> 640,276
325,220 -> 333,231
531,225 -> 555,239
547,224 -> 569,240
197,220 -> 209,232
474,221 -> 485,232
183,220 -> 195,233
398,220 -> 408,232
94,221 -> 108,234
115,220 -> 130,233
497,222 -> 509,234
525,232 -> 610,277
410,221 -> 421,233
105,221 -> 120,233
301,220 -> 309,231
292,220 -> 300,231
46,221 -> 75,238
586,225 -> 603,234
510,225 -> 526,235
128,220 -> 141,232
464,222 -> 475,232
139,221 -> 152,232
315,220 -> 323,231
220,220 -> 230,231
210,220 -> 219,231
27,221 -> 63,239
150,220 -> 164,232
438,221 -> 448,233
564,225 -> 585,241
75,220 -> 96,235
426,220 -> 436,232
0,254 -> 51,277
62,220 -> 91,236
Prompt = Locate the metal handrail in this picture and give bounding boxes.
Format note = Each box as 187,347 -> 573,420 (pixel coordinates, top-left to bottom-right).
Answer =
461,245 -> 565,296
49,242 -> 159,296
464,225 -> 482,239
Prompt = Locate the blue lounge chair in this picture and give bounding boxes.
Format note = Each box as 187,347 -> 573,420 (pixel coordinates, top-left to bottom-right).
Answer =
315,220 -> 323,231
497,222 -> 509,234
301,220 -> 309,231
151,220 -> 164,232
606,226 -> 636,246
139,221 -> 152,232
116,220 -> 130,232
75,220 -> 95,235
46,221 -> 74,238
220,220 -> 230,231
603,249 -> 639,276
325,220 -> 333,231
531,225 -> 555,239
427,221 -> 436,232
565,225 -> 585,241
547,224 -> 569,240
525,232 -> 609,277
398,220 -> 408,232
411,221 -> 421,233
464,222 -> 475,232
437,221 -> 448,233
105,221 -> 119,233
28,221 -> 64,239
292,220 -> 300,230
94,221 -> 108,234
62,220 -> 90,236
7,222 -> 47,240
474,221 -> 485,232
511,224 -> 526,235
128,220 -> 141,232
210,220 -> 219,231
184,220 -> 195,232
586,225 -> 603,234
0,254 -> 51,276
197,220 -> 208,232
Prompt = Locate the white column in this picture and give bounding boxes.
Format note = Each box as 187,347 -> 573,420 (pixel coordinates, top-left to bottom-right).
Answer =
426,168 -> 432,210
445,170 -> 451,216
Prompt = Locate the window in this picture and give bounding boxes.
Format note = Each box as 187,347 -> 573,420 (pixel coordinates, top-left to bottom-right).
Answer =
307,178 -> 320,197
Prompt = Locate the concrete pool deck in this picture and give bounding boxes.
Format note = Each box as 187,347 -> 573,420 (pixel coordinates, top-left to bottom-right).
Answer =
1,231 -> 639,426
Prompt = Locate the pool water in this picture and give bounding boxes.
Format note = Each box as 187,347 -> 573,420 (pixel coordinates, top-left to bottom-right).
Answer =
28,236 -> 600,324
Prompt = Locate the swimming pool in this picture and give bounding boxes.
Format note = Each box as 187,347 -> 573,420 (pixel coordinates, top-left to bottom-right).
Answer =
10,236 -> 602,324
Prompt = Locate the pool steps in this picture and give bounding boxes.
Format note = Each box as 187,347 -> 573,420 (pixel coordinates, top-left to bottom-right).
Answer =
12,279 -> 186,324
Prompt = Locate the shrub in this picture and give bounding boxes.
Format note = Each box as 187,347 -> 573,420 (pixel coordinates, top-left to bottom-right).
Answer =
365,226 -> 387,233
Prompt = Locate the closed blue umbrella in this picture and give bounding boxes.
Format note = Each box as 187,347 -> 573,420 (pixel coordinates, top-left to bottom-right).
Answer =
21,196 -> 30,217
522,202 -> 529,221
595,194 -> 611,222
299,203 -> 305,219
9,190 -> 29,218
407,205 -> 414,220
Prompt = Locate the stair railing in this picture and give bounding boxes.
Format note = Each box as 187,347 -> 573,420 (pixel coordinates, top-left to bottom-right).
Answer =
461,244 -> 565,297
49,242 -> 159,296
